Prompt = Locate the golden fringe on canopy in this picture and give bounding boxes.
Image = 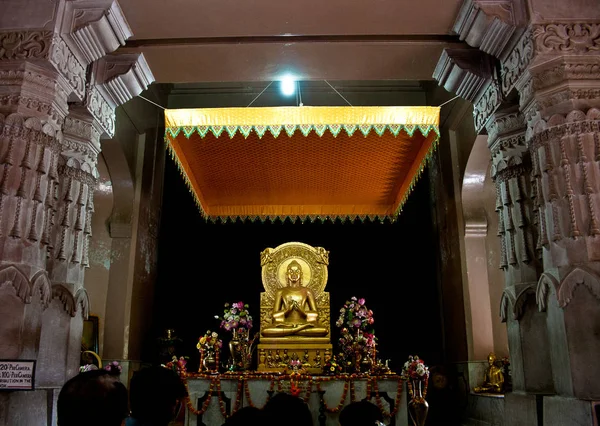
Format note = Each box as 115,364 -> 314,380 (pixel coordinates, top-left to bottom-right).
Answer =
164,106 -> 440,223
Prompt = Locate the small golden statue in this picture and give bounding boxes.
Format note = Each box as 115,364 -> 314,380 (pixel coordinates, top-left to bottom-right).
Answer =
261,260 -> 328,337
474,352 -> 505,393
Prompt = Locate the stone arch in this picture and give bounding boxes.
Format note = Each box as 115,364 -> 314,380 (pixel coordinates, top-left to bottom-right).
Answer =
558,267 -> 600,308
514,285 -> 536,320
31,269 -> 52,308
536,272 -> 560,312
100,137 -> 134,231
500,287 -> 515,323
4,112 -> 26,128
462,134 -> 506,359
0,264 -> 32,303
74,287 -> 90,319
51,284 -> 76,317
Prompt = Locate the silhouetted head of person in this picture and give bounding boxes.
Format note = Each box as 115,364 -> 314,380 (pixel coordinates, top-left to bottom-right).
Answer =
58,369 -> 128,426
339,400 -> 384,426
221,406 -> 264,426
263,392 -> 313,426
129,366 -> 188,426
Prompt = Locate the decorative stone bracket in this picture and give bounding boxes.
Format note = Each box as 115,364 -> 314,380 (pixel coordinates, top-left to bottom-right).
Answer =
433,48 -> 496,102
86,53 -> 154,138
61,0 -> 133,65
453,0 -> 520,58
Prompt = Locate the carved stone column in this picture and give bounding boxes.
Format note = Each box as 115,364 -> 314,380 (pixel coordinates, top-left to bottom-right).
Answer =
0,60 -> 68,357
522,23 -> 600,403
0,45 -> 77,426
489,108 -> 553,396
436,0 -> 600,423
0,2 -> 153,425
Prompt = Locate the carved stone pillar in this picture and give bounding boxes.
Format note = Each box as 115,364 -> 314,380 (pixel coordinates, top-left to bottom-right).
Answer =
489,108 -> 553,395
0,60 -> 68,358
522,23 -> 600,401
0,51 -> 74,426
0,2 -> 153,425
436,0 -> 600,424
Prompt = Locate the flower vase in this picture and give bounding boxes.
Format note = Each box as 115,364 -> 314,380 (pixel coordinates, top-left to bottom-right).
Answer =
360,353 -> 372,373
229,329 -> 252,371
203,351 -> 218,372
408,379 -> 429,426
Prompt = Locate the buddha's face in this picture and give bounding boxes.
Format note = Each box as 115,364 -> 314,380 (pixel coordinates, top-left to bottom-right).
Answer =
488,353 -> 496,365
286,262 -> 302,286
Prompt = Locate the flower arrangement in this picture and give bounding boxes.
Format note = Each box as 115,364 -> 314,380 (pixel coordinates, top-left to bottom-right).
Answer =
323,355 -> 344,375
335,297 -> 375,331
401,355 -> 429,380
197,330 -> 222,373
79,364 -> 98,373
215,301 -> 253,332
401,355 -> 429,402
162,356 -> 188,379
197,330 -> 223,352
336,297 -> 377,372
104,361 -> 122,375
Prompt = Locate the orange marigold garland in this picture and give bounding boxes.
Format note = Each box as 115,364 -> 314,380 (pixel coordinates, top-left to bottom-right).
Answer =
316,378 -> 349,413
181,373 -> 404,419
244,377 -> 276,409
184,377 -> 216,416
371,377 -> 404,417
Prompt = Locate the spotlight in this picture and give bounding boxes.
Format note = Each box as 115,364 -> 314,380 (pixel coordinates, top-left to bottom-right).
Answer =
280,75 -> 296,96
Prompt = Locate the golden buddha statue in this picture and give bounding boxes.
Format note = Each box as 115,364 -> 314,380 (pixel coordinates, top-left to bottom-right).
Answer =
474,352 -> 505,393
257,242 -> 332,374
261,260 -> 328,338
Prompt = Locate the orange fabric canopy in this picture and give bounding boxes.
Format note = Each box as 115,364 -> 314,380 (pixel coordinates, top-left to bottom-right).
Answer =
164,106 -> 439,222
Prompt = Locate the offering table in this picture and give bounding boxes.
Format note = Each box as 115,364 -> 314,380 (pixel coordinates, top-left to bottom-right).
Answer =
183,374 -> 408,426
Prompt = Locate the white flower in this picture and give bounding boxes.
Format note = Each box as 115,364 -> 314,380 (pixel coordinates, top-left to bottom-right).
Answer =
416,365 -> 425,376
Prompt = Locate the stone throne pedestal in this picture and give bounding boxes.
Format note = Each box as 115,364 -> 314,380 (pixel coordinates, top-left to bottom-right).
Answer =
257,242 -> 333,374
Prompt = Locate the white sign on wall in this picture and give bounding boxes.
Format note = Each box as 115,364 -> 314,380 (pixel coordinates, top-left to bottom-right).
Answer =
0,360 -> 36,391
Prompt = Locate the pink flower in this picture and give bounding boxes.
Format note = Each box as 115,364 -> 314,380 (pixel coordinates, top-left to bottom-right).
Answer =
358,298 -> 365,306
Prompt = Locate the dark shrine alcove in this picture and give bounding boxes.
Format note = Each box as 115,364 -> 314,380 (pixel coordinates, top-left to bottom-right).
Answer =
149,155 -> 443,372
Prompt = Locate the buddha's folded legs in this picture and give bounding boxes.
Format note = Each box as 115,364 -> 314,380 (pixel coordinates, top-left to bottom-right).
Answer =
262,323 -> 328,338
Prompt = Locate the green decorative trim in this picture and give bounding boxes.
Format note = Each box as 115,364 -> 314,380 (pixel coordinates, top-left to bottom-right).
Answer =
165,142 -> 208,219
393,136 -> 439,218
165,124 -> 440,140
